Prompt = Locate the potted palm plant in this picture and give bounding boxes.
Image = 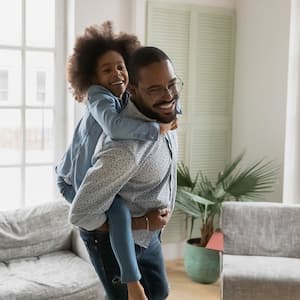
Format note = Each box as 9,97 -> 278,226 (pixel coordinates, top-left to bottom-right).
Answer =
176,153 -> 278,283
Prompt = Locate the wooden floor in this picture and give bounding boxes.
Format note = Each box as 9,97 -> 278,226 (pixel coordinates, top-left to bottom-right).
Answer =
166,260 -> 220,300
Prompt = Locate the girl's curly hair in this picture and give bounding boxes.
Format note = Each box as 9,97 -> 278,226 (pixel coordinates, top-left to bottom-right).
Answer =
67,21 -> 141,102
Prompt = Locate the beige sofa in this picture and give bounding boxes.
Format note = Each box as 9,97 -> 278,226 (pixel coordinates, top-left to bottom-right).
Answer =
0,200 -> 105,300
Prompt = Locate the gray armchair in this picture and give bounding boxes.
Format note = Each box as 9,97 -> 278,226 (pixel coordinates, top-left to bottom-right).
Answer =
220,201 -> 300,300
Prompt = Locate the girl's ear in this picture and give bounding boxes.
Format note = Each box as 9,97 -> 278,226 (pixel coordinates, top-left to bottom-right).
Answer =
127,83 -> 137,96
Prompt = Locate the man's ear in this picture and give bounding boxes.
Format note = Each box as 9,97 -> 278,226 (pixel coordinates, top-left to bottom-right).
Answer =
127,83 -> 137,96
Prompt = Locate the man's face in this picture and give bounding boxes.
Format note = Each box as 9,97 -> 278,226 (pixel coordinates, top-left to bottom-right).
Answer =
131,60 -> 179,123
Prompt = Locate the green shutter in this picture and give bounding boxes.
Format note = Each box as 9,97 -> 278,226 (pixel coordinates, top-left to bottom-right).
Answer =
147,1 -> 235,242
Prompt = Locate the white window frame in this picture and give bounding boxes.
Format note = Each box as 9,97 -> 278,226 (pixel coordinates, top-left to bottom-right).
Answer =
0,0 -> 66,208
0,69 -> 9,102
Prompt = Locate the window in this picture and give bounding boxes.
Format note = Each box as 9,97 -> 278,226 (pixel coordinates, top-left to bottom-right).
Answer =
0,0 -> 65,210
36,71 -> 46,103
0,70 -> 8,102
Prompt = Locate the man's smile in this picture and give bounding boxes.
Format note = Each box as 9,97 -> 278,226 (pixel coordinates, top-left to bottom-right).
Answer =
154,99 -> 176,113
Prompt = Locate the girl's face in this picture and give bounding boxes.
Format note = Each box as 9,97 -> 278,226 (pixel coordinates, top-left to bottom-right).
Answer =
94,50 -> 129,98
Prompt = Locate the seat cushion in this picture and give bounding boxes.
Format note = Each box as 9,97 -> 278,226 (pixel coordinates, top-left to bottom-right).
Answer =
0,201 -> 73,261
222,254 -> 300,300
0,250 -> 104,300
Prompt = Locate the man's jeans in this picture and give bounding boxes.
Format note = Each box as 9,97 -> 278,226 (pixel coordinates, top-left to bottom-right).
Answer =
80,229 -> 169,300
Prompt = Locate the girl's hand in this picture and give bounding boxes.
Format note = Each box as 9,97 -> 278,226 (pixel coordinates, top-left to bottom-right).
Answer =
159,118 -> 178,134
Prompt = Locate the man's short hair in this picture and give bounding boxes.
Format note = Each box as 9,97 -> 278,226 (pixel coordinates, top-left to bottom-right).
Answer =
128,46 -> 171,86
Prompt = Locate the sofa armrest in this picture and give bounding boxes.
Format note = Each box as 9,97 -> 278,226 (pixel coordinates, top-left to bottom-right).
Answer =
71,226 -> 91,263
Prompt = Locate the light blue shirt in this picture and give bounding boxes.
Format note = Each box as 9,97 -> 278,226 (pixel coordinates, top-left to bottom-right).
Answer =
55,85 -> 159,201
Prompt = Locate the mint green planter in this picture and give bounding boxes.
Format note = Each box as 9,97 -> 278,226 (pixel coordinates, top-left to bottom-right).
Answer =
184,238 -> 220,284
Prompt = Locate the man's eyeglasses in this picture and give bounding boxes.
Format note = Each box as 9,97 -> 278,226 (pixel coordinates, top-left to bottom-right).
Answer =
140,78 -> 184,98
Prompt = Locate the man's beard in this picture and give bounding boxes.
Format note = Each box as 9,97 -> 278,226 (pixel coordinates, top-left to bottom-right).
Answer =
133,96 -> 178,124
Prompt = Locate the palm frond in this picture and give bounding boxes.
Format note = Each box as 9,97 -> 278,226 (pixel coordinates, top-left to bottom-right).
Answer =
224,160 -> 278,199
217,152 -> 244,184
175,189 -> 203,218
197,173 -> 214,199
177,161 -> 198,191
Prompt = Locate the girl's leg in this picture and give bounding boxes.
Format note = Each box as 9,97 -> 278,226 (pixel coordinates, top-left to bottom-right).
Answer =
107,195 -> 140,282
107,195 -> 147,300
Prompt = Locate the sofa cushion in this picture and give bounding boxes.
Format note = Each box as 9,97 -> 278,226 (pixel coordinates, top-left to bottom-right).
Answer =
0,201 -> 73,261
222,254 -> 300,300
0,250 -> 104,300
221,202 -> 300,258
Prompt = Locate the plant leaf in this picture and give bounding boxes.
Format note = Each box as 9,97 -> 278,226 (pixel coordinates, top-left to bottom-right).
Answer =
175,190 -> 202,217
177,161 -> 198,190
224,160 -> 278,199
179,189 -> 214,206
216,152 -> 244,184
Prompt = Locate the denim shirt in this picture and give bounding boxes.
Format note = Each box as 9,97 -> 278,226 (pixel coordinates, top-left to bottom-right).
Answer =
55,85 -> 160,202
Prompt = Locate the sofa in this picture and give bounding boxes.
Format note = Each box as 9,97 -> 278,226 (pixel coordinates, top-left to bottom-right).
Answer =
220,201 -> 300,300
0,200 -> 105,300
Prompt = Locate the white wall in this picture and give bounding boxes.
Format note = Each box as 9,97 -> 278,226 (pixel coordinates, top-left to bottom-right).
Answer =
232,0 -> 292,202
66,0 -> 137,140
72,0 -> 136,33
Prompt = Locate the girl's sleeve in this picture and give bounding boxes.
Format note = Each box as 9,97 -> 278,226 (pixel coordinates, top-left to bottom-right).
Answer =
56,176 -> 76,203
88,88 -> 159,141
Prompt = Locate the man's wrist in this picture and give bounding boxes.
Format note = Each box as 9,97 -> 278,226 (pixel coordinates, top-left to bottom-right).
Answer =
132,216 -> 147,230
144,215 -> 150,232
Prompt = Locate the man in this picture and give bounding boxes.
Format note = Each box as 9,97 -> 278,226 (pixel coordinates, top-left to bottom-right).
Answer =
69,46 -> 181,300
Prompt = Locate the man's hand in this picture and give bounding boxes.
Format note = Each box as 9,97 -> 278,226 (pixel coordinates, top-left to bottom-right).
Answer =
132,208 -> 170,231
145,208 -> 170,231
159,118 -> 178,134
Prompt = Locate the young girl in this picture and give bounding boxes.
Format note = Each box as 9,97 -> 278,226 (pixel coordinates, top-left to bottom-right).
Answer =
56,21 -> 176,300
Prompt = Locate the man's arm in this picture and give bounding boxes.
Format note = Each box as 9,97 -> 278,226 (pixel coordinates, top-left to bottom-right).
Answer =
98,208 -> 170,232
69,145 -> 137,230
